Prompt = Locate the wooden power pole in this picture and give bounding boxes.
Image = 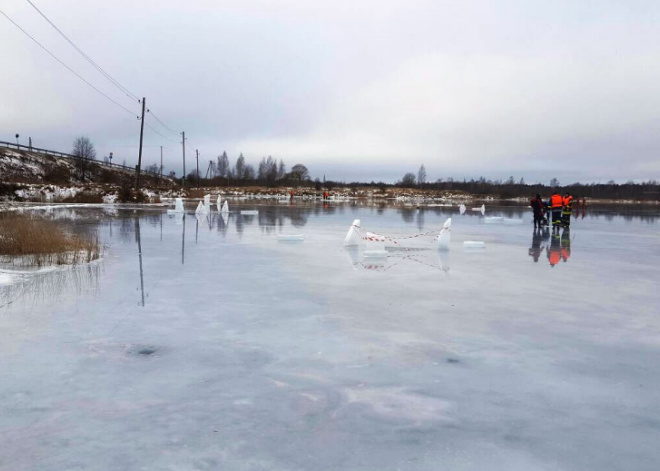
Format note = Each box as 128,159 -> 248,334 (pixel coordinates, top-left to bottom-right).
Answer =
136,97 -> 146,191
181,131 -> 186,189
196,149 -> 200,189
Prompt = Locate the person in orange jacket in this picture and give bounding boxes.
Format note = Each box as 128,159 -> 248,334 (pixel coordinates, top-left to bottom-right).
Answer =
562,192 -> 574,227
548,190 -> 564,233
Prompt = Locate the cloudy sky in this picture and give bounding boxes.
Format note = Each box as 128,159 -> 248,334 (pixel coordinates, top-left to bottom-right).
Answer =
1,0 -> 659,183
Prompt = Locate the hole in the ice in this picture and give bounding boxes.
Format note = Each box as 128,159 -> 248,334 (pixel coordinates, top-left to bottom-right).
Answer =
446,358 -> 460,364
138,348 -> 157,356
127,344 -> 160,357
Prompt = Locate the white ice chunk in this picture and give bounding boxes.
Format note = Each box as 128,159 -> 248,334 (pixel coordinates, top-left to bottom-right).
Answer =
459,204 -> 466,215
195,201 -> 208,215
241,210 -> 259,215
216,195 -> 222,209
204,194 -> 211,208
436,217 -> 451,251
463,241 -> 486,249
174,197 -> 184,212
343,219 -> 362,247
481,204 -> 486,216
485,217 -> 503,224
503,218 -> 524,225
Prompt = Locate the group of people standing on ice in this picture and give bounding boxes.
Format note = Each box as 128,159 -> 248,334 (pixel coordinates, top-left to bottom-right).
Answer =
530,190 -> 582,231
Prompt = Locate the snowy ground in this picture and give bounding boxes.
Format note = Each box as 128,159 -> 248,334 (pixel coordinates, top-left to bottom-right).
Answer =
1,202 -> 659,471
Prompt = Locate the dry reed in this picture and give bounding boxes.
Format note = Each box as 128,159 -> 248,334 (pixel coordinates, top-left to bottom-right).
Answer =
0,212 -> 101,267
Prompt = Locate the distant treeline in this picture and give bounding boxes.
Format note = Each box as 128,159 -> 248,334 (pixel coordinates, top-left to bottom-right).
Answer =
178,154 -> 659,201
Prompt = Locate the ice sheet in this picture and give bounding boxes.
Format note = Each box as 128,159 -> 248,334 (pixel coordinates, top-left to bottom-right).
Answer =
1,202 -> 659,471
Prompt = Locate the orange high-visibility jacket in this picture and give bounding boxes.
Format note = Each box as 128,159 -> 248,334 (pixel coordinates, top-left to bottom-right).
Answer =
551,194 -> 563,208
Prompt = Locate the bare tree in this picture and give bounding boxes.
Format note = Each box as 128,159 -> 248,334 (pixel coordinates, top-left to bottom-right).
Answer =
71,136 -> 96,181
401,172 -> 416,187
550,177 -> 560,187
217,151 -> 229,177
277,159 -> 287,180
243,164 -> 256,181
417,164 -> 427,187
235,153 -> 246,180
290,164 -> 309,181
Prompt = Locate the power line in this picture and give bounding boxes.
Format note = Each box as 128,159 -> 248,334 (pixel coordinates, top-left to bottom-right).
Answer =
145,122 -> 179,143
147,109 -> 180,136
25,0 -> 140,103
0,8 -> 138,117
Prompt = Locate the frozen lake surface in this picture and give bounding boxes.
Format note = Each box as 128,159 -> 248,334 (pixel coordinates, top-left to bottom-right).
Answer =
1,201 -> 659,471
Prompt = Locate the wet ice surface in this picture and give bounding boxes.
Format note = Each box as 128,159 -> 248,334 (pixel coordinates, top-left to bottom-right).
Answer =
1,202 -> 659,471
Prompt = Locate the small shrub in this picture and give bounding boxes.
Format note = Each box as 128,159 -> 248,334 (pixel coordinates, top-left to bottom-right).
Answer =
62,191 -> 104,204
117,182 -> 148,203
0,183 -> 23,198
42,164 -> 72,185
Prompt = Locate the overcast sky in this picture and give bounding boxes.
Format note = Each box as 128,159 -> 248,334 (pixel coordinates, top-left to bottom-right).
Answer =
1,0 -> 659,183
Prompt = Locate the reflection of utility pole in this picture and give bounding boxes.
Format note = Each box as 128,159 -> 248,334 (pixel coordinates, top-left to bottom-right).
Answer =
181,214 -> 186,265
135,219 -> 145,307
195,216 -> 199,243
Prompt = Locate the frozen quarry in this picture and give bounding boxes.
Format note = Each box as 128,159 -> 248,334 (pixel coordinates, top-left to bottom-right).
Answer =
1,200 -> 659,471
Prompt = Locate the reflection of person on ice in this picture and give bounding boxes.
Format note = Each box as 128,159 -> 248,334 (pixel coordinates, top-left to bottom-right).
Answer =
561,228 -> 571,262
547,230 -> 561,267
529,227 -> 545,262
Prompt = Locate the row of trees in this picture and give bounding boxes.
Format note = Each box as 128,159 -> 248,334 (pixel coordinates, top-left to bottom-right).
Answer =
186,152 -> 311,187
394,165 -> 659,200
68,137 -> 658,200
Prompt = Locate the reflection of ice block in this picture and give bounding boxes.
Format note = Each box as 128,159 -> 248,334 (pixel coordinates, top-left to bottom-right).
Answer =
438,251 -> 450,272
204,194 -> 211,208
485,217 -> 503,224
174,198 -> 184,212
221,201 -> 229,213
216,196 -> 222,209
463,241 -> 486,250
195,201 -> 208,215
436,217 -> 451,250
459,204 -> 466,215
364,232 -> 387,257
343,219 -> 362,247
167,209 -> 184,217
278,234 -> 305,242
503,218 -> 524,225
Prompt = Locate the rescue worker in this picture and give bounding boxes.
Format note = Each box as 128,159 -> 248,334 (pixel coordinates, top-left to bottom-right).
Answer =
530,193 -> 545,228
562,192 -> 573,227
548,189 -> 563,232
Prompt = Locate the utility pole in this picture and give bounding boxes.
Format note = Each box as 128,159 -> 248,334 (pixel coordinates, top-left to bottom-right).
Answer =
196,149 -> 200,189
181,131 -> 186,189
160,145 -> 163,182
136,97 -> 146,191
